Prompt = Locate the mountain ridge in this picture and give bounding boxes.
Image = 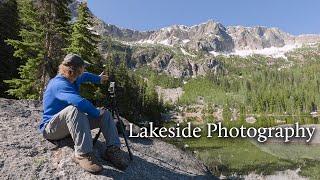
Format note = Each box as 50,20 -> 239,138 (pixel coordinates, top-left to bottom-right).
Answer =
92,17 -> 320,52
68,1 -> 320,54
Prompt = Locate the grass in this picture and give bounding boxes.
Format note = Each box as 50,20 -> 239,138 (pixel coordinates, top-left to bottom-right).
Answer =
33,157 -> 47,170
178,77 -> 245,105
300,161 -> 320,180
253,142 -> 320,180
166,133 -> 320,178
133,66 -> 183,88
168,136 -> 297,176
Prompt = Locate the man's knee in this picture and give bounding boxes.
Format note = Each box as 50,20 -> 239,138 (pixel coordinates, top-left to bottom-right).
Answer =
64,105 -> 78,112
103,110 -> 113,121
63,105 -> 86,120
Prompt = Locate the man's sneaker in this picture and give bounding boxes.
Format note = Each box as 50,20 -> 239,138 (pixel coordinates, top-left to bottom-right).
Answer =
73,153 -> 103,173
103,146 -> 128,171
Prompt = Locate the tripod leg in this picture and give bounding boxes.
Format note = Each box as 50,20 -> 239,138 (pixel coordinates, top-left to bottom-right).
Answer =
93,129 -> 101,145
114,109 -> 133,161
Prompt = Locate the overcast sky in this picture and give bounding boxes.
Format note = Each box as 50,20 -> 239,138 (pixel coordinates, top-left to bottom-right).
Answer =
87,0 -> 320,35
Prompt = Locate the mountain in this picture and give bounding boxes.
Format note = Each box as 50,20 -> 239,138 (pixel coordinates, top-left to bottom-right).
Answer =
70,1 -> 320,78
93,19 -> 153,42
91,17 -> 320,53
70,1 -> 320,54
139,20 -> 235,52
69,0 -> 320,53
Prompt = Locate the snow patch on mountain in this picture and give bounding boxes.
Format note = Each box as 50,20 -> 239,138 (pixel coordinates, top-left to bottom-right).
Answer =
182,39 -> 190,44
210,43 -> 304,58
180,48 -> 196,57
159,39 -> 172,46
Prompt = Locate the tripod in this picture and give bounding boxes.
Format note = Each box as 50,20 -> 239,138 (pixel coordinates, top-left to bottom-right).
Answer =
93,81 -> 133,161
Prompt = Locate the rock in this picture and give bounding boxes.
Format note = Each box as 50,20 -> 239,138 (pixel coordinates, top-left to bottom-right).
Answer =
156,86 -> 184,104
230,108 -> 239,121
214,107 -> 224,122
196,96 -> 205,105
227,26 -> 292,50
219,174 -> 227,179
131,48 -> 158,67
244,169 -> 307,180
275,119 -> 286,124
245,116 -> 257,124
0,98 -> 215,179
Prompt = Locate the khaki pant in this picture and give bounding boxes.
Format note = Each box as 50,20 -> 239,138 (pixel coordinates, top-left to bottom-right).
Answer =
43,105 -> 120,155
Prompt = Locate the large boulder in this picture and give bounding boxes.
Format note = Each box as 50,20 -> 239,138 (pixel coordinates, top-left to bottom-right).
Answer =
0,98 -> 214,179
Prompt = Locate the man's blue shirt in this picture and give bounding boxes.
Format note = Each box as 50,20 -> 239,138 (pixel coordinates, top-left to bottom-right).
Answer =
39,72 -> 101,132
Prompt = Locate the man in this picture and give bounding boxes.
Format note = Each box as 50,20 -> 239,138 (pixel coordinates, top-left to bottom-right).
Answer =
39,53 -> 128,173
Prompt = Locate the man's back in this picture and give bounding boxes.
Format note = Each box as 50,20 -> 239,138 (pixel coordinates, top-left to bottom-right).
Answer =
40,73 -> 100,132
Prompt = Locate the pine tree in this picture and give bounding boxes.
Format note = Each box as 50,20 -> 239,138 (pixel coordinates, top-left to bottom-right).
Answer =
39,0 -> 72,80
65,2 -> 102,100
65,2 -> 100,68
5,0 -> 45,99
0,0 -> 20,98
5,0 -> 72,99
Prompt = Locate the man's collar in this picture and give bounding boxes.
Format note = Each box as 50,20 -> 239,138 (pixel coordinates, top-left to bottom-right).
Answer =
57,73 -> 75,84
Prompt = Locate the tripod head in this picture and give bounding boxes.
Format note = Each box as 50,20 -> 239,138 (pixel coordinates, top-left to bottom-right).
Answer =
107,74 -> 116,98
108,82 -> 115,96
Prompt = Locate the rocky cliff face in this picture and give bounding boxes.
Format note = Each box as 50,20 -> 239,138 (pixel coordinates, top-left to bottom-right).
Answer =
129,47 -> 224,78
93,19 -> 153,42
0,98 -> 214,179
142,20 -> 235,52
227,26 -> 320,50
227,26 -> 293,50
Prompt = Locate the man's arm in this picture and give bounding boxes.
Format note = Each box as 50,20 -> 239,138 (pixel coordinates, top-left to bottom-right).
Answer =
55,83 -> 100,118
76,72 -> 101,85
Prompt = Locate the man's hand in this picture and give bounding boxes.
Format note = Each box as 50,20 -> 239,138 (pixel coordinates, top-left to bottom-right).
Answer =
99,71 -> 108,84
99,108 -> 107,117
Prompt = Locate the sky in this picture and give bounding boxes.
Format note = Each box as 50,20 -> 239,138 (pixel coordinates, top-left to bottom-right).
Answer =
87,0 -> 320,35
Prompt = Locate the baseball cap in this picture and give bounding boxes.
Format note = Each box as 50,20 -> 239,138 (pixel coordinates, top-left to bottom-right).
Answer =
62,53 -> 91,68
